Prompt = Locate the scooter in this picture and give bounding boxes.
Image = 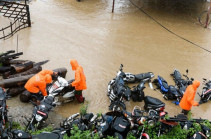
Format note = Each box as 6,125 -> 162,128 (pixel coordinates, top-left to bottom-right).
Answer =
153,76 -> 182,101
25,96 -> 56,131
144,96 -> 167,119
124,72 -> 154,83
47,76 -> 76,104
198,78 -> 211,104
108,64 -> 131,111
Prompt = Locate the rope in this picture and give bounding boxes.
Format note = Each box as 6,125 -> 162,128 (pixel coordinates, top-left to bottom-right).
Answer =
128,0 -> 211,54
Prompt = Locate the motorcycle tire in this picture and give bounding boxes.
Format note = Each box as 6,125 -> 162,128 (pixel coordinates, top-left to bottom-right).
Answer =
109,101 -> 126,111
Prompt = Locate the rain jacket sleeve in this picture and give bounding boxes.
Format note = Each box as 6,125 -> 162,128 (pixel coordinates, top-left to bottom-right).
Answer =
38,81 -> 47,96
187,91 -> 199,106
72,69 -> 81,87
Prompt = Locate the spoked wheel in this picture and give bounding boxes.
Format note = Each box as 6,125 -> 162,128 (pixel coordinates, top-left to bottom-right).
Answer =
198,11 -> 211,27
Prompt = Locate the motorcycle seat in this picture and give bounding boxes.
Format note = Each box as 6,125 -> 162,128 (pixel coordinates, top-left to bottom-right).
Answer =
135,74 -> 150,80
144,96 -> 165,106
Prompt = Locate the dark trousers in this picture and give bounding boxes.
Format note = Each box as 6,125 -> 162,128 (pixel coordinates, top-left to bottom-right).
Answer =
75,90 -> 84,103
182,109 -> 190,115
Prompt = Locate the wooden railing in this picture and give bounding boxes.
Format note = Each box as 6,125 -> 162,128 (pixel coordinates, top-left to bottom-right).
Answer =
0,1 -> 31,40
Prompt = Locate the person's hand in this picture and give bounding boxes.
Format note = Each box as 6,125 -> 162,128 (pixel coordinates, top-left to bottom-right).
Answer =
70,83 -> 72,87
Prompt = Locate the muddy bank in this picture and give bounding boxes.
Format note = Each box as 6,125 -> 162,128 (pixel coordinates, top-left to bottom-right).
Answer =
1,0 -> 211,122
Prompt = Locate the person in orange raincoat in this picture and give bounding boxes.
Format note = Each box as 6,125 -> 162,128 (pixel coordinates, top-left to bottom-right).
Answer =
179,80 -> 200,115
25,74 -> 52,102
70,59 -> 87,103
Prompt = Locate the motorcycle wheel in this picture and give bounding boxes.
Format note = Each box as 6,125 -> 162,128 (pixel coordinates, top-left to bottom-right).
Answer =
109,101 -> 126,111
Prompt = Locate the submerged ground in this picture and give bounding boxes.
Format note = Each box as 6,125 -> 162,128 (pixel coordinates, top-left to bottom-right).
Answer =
0,0 -> 211,125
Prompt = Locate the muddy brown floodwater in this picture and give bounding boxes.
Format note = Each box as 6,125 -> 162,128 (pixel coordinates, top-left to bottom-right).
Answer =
1,0 -> 211,122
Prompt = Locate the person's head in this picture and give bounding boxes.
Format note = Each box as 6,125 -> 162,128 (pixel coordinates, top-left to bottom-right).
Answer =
45,74 -> 52,84
70,59 -> 79,71
192,80 -> 200,90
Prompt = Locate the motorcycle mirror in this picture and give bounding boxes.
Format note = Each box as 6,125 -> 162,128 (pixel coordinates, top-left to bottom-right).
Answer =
191,78 -> 194,81
203,78 -> 207,81
186,69 -> 189,74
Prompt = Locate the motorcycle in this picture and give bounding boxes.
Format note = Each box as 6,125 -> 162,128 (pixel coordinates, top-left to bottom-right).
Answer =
144,96 -> 167,119
130,80 -> 146,102
96,111 -> 131,139
108,64 -> 131,111
153,76 -> 182,101
124,72 -> 154,83
171,69 -> 194,96
20,76 -> 76,105
0,87 -> 10,135
25,96 -> 56,131
198,78 -> 211,104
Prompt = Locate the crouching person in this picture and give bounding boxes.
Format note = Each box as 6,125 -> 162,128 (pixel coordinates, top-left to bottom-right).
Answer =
24,74 -> 52,104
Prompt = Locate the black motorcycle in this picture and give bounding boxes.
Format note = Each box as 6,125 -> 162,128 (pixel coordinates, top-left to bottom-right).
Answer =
171,69 -> 194,96
144,96 -> 167,119
0,87 -> 10,135
108,64 -> 131,111
198,78 -> 211,104
25,96 -> 56,131
96,111 -> 131,139
130,80 -> 146,102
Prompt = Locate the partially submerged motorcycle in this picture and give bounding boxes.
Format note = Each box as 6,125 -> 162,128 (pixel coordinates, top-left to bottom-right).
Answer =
170,69 -> 194,96
153,75 -> 182,101
108,64 -> 131,111
198,78 -> 211,104
124,72 -> 154,83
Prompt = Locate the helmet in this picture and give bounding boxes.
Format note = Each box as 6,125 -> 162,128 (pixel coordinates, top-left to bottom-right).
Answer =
45,74 -> 52,83
124,73 -> 135,82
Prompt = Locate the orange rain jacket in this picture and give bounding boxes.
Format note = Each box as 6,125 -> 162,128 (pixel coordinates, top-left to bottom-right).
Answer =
38,70 -> 54,78
25,74 -> 52,96
179,80 -> 200,111
70,60 -> 87,91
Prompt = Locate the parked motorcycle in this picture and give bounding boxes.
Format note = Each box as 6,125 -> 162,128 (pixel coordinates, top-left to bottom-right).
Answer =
144,96 -> 167,119
108,64 -> 131,111
198,78 -> 211,104
0,87 -> 10,135
153,76 -> 182,101
124,72 -> 154,83
25,96 -> 56,131
96,111 -> 131,139
171,69 -> 194,95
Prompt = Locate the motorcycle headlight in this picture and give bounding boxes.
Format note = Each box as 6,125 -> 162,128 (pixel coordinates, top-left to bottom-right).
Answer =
35,114 -> 43,122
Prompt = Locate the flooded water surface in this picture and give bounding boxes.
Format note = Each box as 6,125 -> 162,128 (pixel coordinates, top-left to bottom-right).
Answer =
1,0 -> 211,120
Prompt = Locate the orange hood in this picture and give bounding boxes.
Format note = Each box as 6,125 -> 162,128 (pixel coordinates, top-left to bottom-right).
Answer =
192,80 -> 200,90
70,59 -> 79,71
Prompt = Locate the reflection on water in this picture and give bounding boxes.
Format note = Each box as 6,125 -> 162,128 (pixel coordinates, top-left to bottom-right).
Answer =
0,0 -> 211,119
